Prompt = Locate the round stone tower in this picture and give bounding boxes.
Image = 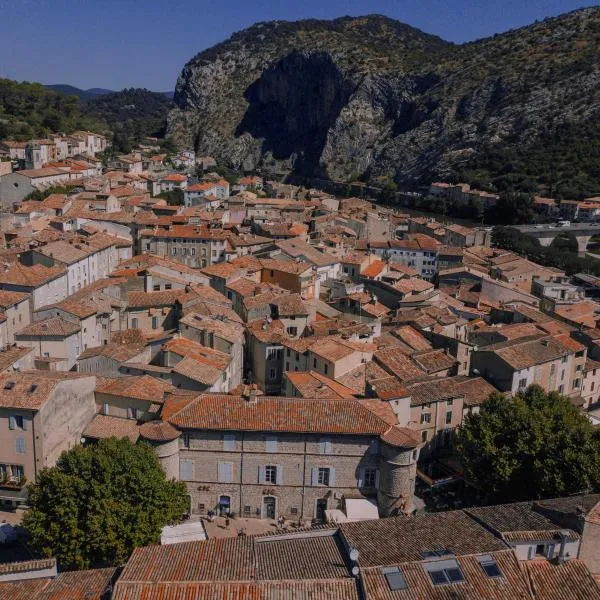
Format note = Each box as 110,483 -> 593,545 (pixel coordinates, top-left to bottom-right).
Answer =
138,420 -> 181,481
377,426 -> 420,516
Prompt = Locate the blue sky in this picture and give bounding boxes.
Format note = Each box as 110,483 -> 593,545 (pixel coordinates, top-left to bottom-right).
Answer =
0,0 -> 595,91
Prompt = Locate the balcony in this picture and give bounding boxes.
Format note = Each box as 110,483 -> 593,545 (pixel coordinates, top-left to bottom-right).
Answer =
0,475 -> 27,491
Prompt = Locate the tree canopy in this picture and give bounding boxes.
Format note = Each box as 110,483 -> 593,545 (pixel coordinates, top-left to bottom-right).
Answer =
456,385 -> 600,502
0,79 -> 105,141
23,437 -> 188,570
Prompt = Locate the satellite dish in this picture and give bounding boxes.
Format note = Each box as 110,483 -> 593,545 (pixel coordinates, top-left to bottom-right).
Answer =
349,547 -> 359,562
351,565 -> 360,577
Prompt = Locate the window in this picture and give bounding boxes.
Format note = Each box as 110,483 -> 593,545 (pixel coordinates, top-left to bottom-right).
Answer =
446,399 -> 453,406
131,318 -> 138,329
265,465 -> 277,484
574,378 -> 581,389
269,368 -> 276,379
287,327 -> 297,336
420,413 -> 431,424
127,407 -> 140,420
518,378 -> 527,389
153,284 -> 160,291
313,358 -> 317,368
265,435 -> 278,453
103,402 -> 110,416
421,430 -> 428,443
223,433 -> 235,451
243,505 -> 251,516
267,347 -> 282,360
286,349 -> 291,358
559,384 -> 564,394
550,364 -> 556,376
171,247 -> 177,256
318,467 -> 330,486
180,460 -> 193,480
478,555 -> 502,578
363,468 -> 377,488
152,316 -> 158,330
183,433 -> 190,448
290,506 -> 298,515
382,567 -> 408,591
218,462 -> 233,483
8,416 -> 25,430
425,561 -> 465,586
445,411 -> 452,425
319,437 -> 332,455
324,364 -> 328,375
15,438 -> 25,454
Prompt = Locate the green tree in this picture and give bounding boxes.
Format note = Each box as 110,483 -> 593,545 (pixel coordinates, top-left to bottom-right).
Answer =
156,188 -> 184,206
456,385 -> 600,502
23,437 -> 188,570
485,191 -> 536,225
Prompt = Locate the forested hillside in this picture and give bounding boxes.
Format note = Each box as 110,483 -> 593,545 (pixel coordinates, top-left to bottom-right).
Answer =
82,88 -> 173,152
0,79 -> 105,140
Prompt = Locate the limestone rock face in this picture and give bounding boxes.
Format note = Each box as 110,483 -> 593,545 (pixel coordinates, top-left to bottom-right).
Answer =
168,9 -> 600,185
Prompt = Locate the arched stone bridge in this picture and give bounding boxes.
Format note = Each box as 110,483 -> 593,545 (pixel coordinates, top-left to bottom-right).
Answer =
514,223 -> 600,253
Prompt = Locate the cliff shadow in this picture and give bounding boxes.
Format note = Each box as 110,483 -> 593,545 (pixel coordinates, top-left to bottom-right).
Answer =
236,51 -> 356,177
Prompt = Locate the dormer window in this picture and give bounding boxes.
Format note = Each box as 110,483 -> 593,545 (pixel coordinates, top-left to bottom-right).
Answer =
4,381 -> 15,390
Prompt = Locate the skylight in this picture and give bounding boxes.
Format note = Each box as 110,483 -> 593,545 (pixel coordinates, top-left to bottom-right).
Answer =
424,558 -> 465,586
381,566 -> 408,591
477,554 -> 503,578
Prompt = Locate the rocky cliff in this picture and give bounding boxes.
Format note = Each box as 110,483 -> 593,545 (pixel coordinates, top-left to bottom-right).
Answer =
168,9 -> 600,193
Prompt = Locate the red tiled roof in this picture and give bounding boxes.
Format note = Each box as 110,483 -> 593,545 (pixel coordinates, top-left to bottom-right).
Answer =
169,394 -> 389,435
82,414 -> 140,442
138,420 -> 180,442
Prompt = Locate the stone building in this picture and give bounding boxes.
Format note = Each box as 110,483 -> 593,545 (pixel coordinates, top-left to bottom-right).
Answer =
156,392 -> 420,521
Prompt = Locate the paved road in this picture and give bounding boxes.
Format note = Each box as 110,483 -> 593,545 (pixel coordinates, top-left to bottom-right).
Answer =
515,223 -> 600,234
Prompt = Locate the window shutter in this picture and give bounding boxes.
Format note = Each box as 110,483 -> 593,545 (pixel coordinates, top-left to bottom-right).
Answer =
266,435 -> 278,453
357,469 -> 364,488
16,438 -> 25,454
276,465 -> 283,485
258,465 -> 265,484
223,433 -> 235,451
375,470 -> 381,489
329,467 -> 336,486
8,416 -> 15,430
311,467 -> 319,486
179,460 -> 193,481
22,419 -> 27,431
218,462 -> 226,483
226,462 -> 233,483
320,437 -> 332,454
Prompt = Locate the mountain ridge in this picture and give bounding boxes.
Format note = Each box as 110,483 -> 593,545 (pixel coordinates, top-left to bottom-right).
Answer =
168,7 -> 600,198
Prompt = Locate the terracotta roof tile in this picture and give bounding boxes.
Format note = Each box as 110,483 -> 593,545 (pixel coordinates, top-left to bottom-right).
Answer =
82,414 -> 140,442
96,375 -> 175,402
526,559 -> 600,600
169,394 -> 388,435
138,420 -> 180,442
16,316 -> 80,337
340,510 -> 506,567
